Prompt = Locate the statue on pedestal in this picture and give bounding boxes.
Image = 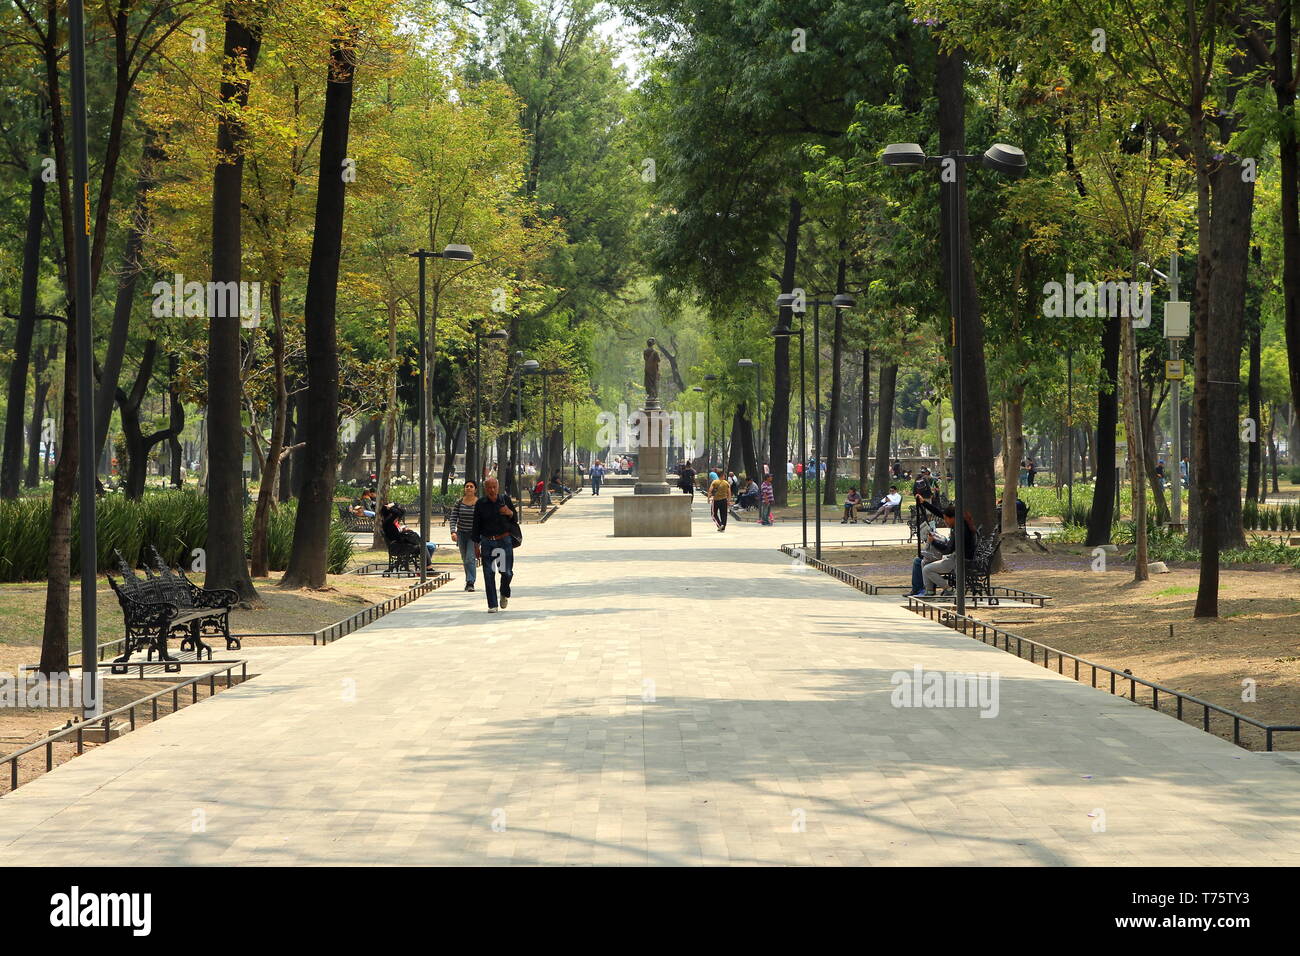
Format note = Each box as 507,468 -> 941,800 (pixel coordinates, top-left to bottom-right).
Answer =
643,338 -> 660,403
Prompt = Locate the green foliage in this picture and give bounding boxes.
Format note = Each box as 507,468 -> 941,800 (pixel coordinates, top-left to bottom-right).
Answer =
249,500 -> 353,575
0,491 -> 352,581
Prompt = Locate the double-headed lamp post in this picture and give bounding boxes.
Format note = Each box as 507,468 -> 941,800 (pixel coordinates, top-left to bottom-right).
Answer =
473,326 -> 508,485
882,141 -> 1025,614
771,312 -> 807,551
776,291 -> 854,559
409,242 -> 473,581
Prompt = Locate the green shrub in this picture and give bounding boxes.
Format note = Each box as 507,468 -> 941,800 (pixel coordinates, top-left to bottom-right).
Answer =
246,500 -> 353,574
1288,464 -> 1300,484
0,489 -> 351,582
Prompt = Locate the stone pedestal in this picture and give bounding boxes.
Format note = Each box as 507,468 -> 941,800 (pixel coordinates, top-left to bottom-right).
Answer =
634,403 -> 671,495
613,493 -> 692,537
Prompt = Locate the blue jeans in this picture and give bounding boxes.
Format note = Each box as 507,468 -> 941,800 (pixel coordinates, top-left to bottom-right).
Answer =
911,557 -> 925,595
591,476 -> 601,495
481,537 -> 514,608
457,536 -> 476,586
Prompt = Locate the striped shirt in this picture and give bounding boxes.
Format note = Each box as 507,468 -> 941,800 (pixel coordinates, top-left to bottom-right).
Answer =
450,499 -> 476,535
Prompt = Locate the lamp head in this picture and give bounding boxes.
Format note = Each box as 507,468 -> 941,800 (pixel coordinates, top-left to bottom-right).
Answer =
882,143 -> 927,168
441,243 -> 474,261
831,293 -> 856,310
981,143 -> 1027,177
738,359 -> 755,368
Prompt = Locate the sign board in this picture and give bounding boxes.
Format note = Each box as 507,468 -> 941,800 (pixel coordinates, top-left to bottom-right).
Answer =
1164,300 -> 1190,339
1165,359 -> 1185,381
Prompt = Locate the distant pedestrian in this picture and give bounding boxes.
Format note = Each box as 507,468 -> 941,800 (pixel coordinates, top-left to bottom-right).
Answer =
471,477 -> 517,613
709,471 -> 732,531
590,459 -> 604,496
759,474 -> 775,525
450,480 -> 479,592
678,462 -> 696,497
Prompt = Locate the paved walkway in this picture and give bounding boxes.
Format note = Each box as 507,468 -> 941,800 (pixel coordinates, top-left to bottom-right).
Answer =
3,489 -> 1300,865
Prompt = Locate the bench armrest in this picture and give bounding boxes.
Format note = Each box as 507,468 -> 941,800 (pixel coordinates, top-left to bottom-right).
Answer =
192,587 -> 238,609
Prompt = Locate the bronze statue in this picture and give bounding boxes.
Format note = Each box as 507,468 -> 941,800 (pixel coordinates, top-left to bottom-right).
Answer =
643,338 -> 660,401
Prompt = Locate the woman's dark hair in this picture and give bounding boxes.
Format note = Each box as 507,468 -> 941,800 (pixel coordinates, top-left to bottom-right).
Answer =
464,479 -> 477,490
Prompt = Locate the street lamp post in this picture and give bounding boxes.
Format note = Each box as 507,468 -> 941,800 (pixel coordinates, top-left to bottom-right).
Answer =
772,309 -> 808,551
777,293 -> 854,559
882,141 -> 1026,615
409,243 -> 473,582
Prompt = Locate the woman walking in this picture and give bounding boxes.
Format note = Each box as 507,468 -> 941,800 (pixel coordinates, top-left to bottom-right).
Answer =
450,480 -> 479,591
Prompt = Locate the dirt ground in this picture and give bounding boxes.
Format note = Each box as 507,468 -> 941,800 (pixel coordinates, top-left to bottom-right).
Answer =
824,542 -> 1300,751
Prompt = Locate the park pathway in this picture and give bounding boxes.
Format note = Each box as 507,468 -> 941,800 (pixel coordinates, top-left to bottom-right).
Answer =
2,489 -> 1299,865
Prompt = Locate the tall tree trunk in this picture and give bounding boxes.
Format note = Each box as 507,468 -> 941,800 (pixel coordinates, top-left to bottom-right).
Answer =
1001,389 -> 1025,535
281,30 -> 355,589
94,130 -> 161,468
251,283 -> 288,576
823,256 -> 847,505
375,297 -> 399,549
857,349 -> 870,487
1188,21 -> 1219,617
1,117 -> 49,499
1247,286 -> 1263,503
937,45 -> 997,542
1086,311 -> 1121,545
281,386 -> 298,502
1276,0 -> 1300,461
26,338 -> 57,487
118,339 -> 158,499
38,0 -> 78,676
1189,43 -> 1255,553
871,363 -> 898,500
167,354 -> 184,487
769,198 -> 801,507
205,9 -> 263,602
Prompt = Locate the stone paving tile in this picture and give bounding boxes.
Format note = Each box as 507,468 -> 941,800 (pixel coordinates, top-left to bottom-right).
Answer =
2,490 -> 1299,865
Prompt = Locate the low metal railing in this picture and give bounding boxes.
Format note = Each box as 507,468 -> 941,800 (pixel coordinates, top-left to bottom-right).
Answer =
2,660 -> 249,794
313,572 -> 450,644
778,544 -> 1050,606
905,596 -> 1300,752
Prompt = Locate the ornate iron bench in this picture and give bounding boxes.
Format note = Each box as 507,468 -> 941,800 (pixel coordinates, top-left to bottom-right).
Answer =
105,549 -> 238,674
941,529 -> 1002,604
337,502 -> 374,532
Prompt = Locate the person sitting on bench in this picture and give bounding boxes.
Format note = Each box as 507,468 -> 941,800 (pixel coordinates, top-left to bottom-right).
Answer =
869,486 -> 902,522
913,503 -> 977,597
841,487 -> 862,523
380,502 -> 436,562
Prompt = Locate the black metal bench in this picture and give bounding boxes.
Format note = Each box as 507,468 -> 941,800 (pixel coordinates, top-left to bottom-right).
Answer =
380,526 -> 423,576
942,529 -> 1002,604
338,502 -> 375,532
106,549 -> 239,674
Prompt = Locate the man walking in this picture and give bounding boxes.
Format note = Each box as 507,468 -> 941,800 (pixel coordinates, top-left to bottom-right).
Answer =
590,459 -> 604,496
471,477 -> 517,613
709,470 -> 732,531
